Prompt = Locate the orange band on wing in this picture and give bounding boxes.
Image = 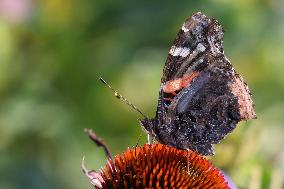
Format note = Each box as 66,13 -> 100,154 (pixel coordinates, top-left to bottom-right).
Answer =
163,72 -> 199,94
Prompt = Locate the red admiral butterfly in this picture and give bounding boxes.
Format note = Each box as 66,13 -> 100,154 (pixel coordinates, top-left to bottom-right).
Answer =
140,12 -> 256,155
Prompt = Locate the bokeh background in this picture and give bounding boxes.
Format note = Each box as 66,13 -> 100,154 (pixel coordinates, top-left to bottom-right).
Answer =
0,0 -> 283,189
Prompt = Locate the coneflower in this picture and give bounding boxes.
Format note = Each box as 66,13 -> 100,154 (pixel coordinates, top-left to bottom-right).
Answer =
82,129 -> 229,189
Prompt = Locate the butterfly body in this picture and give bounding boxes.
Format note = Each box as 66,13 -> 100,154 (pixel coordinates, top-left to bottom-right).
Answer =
140,12 -> 256,155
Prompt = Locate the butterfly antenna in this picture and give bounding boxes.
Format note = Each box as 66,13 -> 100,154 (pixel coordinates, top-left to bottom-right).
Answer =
99,77 -> 148,119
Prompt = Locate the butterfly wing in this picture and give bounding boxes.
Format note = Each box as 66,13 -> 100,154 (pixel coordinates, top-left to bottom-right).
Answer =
140,12 -> 256,155
156,12 -> 255,155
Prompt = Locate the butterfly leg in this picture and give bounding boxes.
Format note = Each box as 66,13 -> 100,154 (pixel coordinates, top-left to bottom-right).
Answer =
187,149 -> 190,174
147,133 -> 151,144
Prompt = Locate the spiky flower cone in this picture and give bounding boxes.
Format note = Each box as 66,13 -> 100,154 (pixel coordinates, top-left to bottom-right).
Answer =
83,143 -> 229,189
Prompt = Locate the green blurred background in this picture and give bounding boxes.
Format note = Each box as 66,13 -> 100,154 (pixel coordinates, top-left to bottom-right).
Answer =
0,0 -> 283,188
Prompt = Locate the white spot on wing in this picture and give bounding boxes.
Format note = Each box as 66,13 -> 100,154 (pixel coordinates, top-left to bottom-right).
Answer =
169,46 -> 190,57
196,43 -> 206,52
181,24 -> 189,32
